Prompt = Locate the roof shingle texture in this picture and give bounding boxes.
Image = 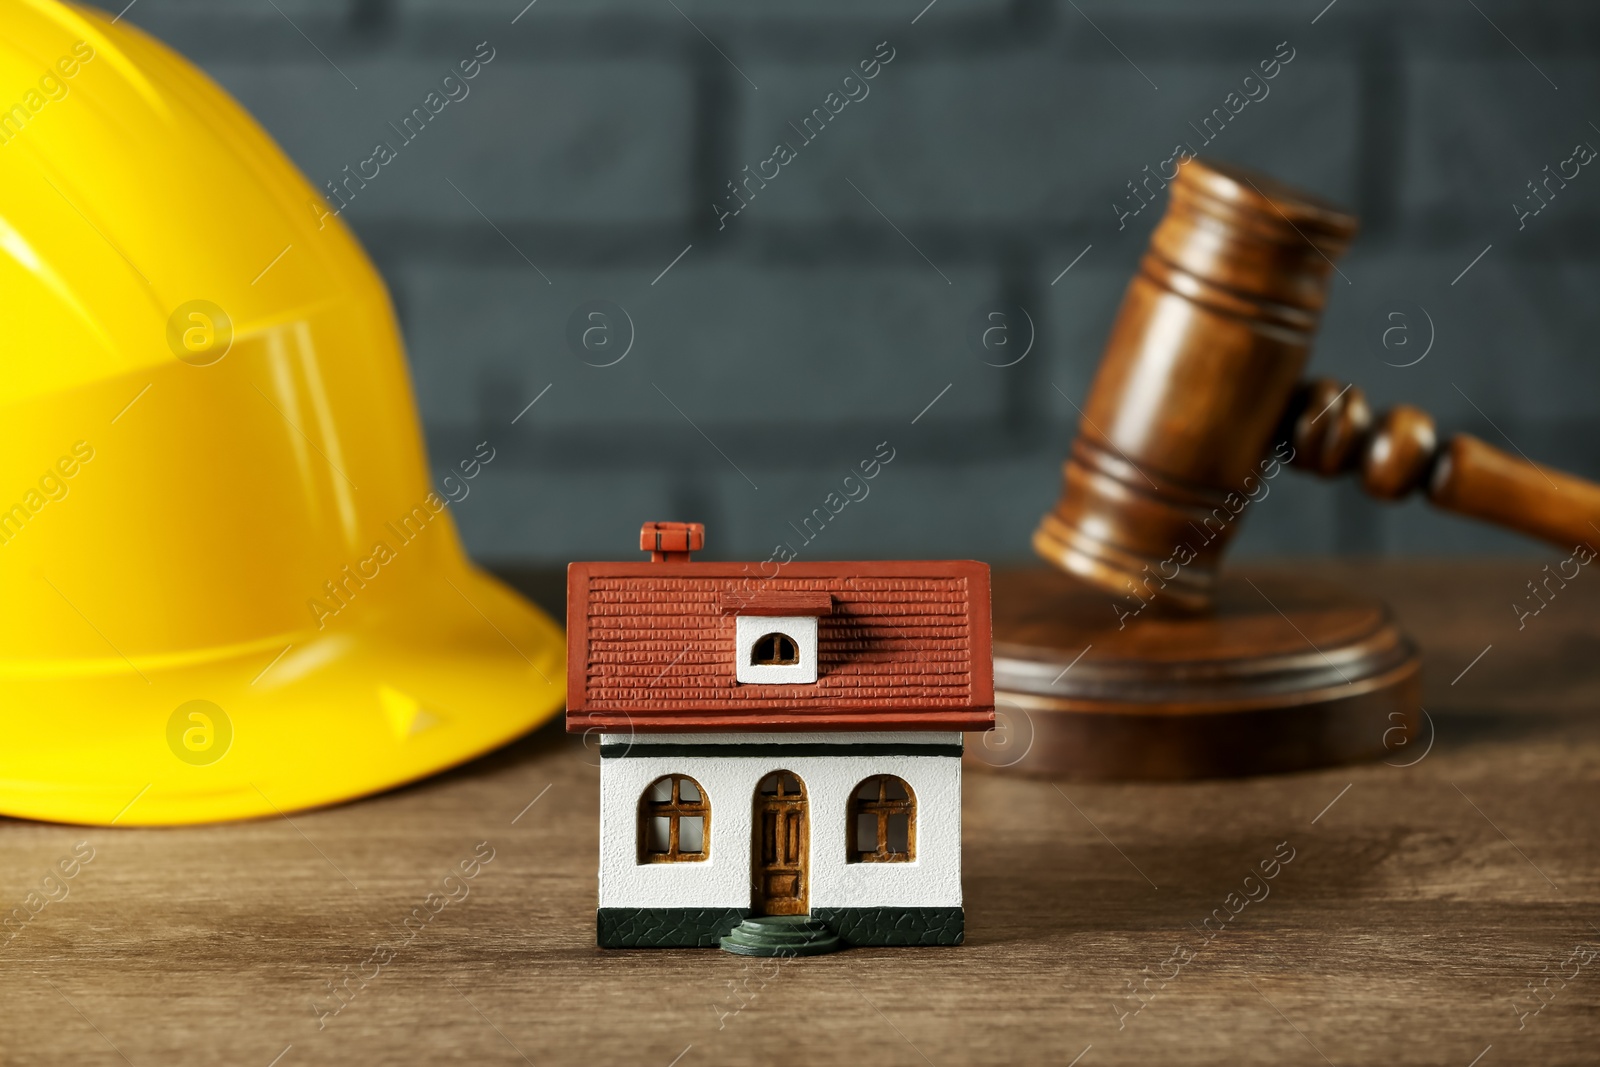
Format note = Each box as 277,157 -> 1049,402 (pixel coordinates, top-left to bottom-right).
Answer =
565,561 -> 993,732
588,576 -> 971,708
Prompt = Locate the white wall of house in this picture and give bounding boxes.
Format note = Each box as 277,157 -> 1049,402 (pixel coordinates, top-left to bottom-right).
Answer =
597,732 -> 963,911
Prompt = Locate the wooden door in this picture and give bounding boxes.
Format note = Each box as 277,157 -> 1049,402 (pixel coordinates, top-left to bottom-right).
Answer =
753,771 -> 807,915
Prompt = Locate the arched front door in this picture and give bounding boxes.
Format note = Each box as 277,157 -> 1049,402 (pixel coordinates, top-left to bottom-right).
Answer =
753,771 -> 807,915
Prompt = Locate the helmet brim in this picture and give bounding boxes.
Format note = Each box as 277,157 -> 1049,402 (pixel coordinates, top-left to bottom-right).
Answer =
0,566 -> 565,826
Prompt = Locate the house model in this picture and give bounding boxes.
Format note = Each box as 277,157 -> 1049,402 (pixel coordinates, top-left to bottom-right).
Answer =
567,522 -> 994,955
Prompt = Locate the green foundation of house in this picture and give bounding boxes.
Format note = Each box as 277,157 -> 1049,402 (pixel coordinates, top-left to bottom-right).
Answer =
596,906 -> 964,948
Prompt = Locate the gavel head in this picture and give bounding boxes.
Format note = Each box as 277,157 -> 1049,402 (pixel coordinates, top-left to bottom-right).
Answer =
1034,159 -> 1357,612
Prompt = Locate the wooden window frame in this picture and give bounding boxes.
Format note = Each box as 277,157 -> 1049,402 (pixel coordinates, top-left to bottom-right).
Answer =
848,775 -> 916,863
751,632 -> 800,666
638,774 -> 710,864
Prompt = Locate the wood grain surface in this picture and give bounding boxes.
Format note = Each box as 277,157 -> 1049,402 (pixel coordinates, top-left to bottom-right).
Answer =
1286,379 -> 1600,553
2,562 -> 1597,1067
988,567 -> 1421,778
1033,158 -> 1357,611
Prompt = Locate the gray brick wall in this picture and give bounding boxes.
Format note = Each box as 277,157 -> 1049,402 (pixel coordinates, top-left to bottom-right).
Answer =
110,0 -> 1600,565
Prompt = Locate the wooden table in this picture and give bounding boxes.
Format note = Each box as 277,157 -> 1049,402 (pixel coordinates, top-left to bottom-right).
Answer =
3,562 -> 1597,1066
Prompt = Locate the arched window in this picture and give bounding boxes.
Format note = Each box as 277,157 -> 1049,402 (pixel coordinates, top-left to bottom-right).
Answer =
751,632 -> 799,666
638,775 -> 709,863
848,775 -> 915,863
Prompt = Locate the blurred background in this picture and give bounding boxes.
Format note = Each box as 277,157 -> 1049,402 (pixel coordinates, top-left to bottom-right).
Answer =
104,0 -> 1600,567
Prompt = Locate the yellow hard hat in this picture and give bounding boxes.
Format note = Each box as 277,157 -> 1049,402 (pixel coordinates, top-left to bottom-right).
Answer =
0,0 -> 564,825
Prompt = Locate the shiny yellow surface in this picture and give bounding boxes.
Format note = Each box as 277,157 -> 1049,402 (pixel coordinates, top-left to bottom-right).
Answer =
0,0 -> 565,825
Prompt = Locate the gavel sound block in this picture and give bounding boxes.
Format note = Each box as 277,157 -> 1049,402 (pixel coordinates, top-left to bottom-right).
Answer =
980,159 -> 1600,780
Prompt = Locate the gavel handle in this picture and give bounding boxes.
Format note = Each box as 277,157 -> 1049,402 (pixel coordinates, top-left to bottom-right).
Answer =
1284,379 -> 1600,551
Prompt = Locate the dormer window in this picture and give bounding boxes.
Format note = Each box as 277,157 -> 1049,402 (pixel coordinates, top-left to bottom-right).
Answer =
751,633 -> 799,666
725,592 -> 832,685
734,616 -> 817,684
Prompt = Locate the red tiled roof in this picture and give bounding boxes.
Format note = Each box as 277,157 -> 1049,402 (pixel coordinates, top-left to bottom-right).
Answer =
718,591 -> 833,616
566,560 -> 993,732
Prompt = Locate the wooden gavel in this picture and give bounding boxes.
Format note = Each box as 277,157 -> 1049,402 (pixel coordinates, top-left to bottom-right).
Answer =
1035,158 -> 1600,612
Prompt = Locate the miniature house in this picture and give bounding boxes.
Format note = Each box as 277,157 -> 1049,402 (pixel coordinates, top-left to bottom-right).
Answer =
567,522 -> 994,952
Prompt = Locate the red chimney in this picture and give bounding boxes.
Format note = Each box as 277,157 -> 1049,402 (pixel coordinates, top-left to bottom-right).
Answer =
640,521 -> 704,563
